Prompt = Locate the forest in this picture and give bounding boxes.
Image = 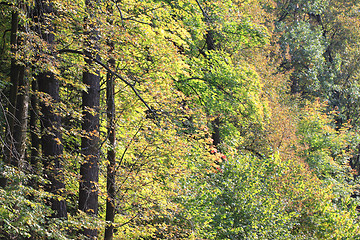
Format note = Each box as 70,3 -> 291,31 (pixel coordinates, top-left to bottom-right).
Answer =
1,0 -> 360,239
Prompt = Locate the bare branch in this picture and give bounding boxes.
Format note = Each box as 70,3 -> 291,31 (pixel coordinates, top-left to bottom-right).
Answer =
195,0 -> 209,21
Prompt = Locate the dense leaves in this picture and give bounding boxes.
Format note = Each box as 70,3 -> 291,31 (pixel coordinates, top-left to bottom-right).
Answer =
181,153 -> 359,239
1,0 -> 360,239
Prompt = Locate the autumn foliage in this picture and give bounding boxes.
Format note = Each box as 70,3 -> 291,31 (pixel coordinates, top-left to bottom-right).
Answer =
0,0 -> 360,239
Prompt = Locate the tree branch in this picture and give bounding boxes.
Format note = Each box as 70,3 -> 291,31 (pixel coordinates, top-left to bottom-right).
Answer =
0,2 -> 13,6
195,0 -> 209,21
241,146 -> 264,159
178,77 -> 246,106
57,49 -> 154,114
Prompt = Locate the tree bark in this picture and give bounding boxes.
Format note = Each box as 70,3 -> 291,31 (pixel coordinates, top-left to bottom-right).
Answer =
79,1 -> 100,234
35,0 -> 67,219
5,10 -> 27,167
79,69 -> 100,238
30,79 -> 40,172
12,67 -> 29,167
104,58 -> 116,240
205,24 -> 221,147
211,117 -> 220,147
7,11 -> 20,137
38,73 -> 68,218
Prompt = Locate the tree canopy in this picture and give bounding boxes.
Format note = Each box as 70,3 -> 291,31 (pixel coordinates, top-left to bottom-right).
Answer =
1,0 -> 360,239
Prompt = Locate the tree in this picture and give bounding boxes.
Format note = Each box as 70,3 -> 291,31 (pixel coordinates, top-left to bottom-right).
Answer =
5,7 -> 28,167
273,0 -> 360,195
78,0 -> 100,237
104,36 -> 116,240
1,0 -> 360,238
35,0 -> 67,218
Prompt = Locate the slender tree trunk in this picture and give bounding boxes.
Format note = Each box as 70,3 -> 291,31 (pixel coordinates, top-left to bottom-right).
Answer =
12,68 -> 29,168
30,80 -> 40,172
104,58 -> 116,240
7,11 -> 20,136
197,0 -> 222,148
104,5 -> 116,238
205,29 -> 221,147
35,0 -> 67,218
79,1 -> 100,235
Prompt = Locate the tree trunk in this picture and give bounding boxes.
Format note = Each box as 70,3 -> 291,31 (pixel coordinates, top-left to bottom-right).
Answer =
205,28 -> 221,147
7,11 -> 20,133
78,0 -> 100,237
206,30 -> 216,51
5,10 -> 27,167
211,117 -> 220,147
38,73 -> 68,218
12,67 -> 29,168
104,58 -> 116,240
79,70 -> 100,238
30,79 -> 40,172
35,0 -> 67,219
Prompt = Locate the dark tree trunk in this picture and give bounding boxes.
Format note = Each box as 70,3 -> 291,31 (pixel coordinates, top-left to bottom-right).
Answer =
12,67 -> 29,167
104,5 -> 116,238
35,0 -> 67,219
78,0 -> 100,237
206,30 -> 216,51
5,10 -> 27,166
38,73 -> 67,218
79,70 -> 100,238
8,11 -> 20,126
8,11 -> 20,130
205,28 -> 221,147
195,1 -> 222,148
104,58 -> 116,240
211,117 -> 221,147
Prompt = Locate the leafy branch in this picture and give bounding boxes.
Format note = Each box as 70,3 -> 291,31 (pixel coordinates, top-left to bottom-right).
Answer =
57,49 -> 155,114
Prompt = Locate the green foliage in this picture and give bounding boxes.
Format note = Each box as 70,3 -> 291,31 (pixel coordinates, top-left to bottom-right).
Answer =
278,20 -> 326,95
179,50 -> 265,117
180,152 -> 360,239
180,154 -> 295,239
296,100 -> 358,200
1,0 -> 360,239
0,165 -> 67,239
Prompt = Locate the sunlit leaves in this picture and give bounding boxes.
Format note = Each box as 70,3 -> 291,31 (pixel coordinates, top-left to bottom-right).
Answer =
296,100 -> 357,199
1,0 -> 360,238
181,151 -> 360,239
